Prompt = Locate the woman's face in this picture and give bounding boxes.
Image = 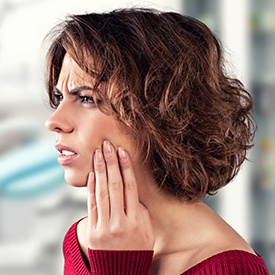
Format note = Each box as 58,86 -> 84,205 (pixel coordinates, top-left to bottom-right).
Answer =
45,54 -> 138,187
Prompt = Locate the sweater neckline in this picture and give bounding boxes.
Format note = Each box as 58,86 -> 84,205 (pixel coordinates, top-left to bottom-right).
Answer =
182,249 -> 266,274
64,218 -> 91,275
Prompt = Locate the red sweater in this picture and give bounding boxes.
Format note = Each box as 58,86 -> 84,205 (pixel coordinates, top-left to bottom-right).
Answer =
63,220 -> 269,274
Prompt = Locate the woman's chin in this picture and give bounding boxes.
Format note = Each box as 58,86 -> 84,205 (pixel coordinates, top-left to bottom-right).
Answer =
64,170 -> 88,187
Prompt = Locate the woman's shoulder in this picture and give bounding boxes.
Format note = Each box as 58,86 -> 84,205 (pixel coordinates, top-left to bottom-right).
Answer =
182,250 -> 269,274
180,204 -> 269,274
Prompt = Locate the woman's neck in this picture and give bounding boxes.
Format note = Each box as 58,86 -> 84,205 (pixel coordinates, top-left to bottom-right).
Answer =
141,189 -> 211,274
139,183 -> 207,255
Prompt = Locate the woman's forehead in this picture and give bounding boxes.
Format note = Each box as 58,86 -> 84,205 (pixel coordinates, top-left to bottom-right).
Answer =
60,54 -> 85,76
56,54 -> 95,88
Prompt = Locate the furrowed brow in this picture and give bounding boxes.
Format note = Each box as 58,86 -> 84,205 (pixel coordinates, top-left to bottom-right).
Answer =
69,86 -> 93,96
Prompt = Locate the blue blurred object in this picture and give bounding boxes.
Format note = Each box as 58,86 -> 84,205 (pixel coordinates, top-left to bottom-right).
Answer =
0,140 -> 65,199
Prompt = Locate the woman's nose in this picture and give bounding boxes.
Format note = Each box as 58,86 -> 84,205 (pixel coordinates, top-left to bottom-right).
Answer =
45,104 -> 73,133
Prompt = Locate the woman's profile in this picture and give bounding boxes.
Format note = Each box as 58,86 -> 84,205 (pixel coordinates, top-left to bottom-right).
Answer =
44,8 -> 269,274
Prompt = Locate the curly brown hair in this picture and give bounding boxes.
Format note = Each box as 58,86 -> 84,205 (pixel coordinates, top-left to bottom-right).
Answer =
45,8 -> 255,201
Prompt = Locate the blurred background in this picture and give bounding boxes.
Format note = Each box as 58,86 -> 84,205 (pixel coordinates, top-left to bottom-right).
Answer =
0,0 -> 274,274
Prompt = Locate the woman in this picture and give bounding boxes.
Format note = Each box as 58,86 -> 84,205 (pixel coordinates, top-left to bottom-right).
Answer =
45,8 -> 269,274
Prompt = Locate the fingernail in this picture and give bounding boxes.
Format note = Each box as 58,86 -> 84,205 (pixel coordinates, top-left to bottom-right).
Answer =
118,147 -> 128,161
103,140 -> 112,157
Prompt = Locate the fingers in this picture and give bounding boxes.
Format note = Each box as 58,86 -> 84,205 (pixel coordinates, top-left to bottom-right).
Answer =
87,172 -> 97,228
93,149 -> 109,224
102,141 -> 124,217
117,147 -> 139,217
87,141 -> 139,225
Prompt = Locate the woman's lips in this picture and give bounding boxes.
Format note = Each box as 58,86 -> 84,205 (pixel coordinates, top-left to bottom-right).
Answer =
55,144 -> 79,165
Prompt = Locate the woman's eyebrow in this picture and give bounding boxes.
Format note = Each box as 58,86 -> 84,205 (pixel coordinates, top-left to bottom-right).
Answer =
69,86 -> 93,96
52,85 -> 93,95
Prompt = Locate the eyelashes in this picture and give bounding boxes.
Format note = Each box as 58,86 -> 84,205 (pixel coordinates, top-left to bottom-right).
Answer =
52,92 -> 63,107
79,95 -> 96,105
51,92 -> 101,108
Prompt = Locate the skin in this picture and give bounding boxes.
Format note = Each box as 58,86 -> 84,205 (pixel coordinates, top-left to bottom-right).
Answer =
45,54 -> 137,187
45,53 -> 155,251
46,54 -> 256,274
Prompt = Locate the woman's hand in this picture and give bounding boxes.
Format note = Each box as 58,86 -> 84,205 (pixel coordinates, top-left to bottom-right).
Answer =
85,140 -> 155,251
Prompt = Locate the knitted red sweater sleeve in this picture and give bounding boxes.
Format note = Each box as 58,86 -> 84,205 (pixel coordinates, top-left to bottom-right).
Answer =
88,249 -> 153,275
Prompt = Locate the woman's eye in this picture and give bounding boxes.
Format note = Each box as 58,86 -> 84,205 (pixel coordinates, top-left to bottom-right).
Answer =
53,93 -> 63,106
79,95 -> 96,105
